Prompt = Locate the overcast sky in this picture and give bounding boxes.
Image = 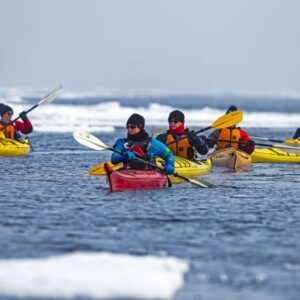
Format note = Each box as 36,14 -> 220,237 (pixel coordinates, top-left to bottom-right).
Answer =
0,0 -> 300,93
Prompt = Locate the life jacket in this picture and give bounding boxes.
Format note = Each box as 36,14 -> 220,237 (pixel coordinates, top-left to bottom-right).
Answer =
166,133 -> 195,160
124,137 -> 153,169
217,128 -> 241,150
0,122 -> 15,139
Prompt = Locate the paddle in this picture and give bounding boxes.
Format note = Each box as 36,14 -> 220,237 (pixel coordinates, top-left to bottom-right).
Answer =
207,138 -> 300,154
166,110 -> 243,146
73,131 -> 216,188
1,86 -> 63,132
251,135 -> 300,145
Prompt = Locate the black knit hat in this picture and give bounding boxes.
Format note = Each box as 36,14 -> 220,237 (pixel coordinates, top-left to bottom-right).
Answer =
0,104 -> 13,117
126,113 -> 145,128
168,110 -> 185,122
226,105 -> 238,114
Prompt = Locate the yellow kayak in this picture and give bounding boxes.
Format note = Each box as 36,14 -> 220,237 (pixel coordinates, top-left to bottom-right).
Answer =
89,156 -> 212,184
0,138 -> 31,157
251,148 -> 300,163
284,138 -> 300,147
210,148 -> 251,171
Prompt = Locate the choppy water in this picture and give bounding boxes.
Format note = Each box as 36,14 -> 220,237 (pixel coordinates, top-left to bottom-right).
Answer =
1,125 -> 300,299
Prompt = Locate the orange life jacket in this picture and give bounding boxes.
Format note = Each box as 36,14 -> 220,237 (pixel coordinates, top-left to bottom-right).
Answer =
0,123 -> 15,139
166,133 -> 194,159
216,128 -> 241,150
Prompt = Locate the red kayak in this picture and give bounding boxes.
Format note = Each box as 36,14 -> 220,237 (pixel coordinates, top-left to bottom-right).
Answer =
104,163 -> 171,192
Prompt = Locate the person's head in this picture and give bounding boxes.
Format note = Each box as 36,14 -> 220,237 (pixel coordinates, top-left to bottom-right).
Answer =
168,110 -> 185,131
0,104 -> 14,122
226,105 -> 238,114
126,113 -> 145,135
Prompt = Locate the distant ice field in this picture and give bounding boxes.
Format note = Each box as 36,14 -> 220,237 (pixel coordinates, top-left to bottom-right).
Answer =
0,88 -> 299,132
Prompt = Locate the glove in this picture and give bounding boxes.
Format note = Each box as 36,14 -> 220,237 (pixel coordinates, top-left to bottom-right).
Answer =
246,140 -> 255,147
164,162 -> 175,175
187,130 -> 197,140
19,111 -> 28,122
124,150 -> 136,161
199,135 -> 206,142
238,140 -> 255,154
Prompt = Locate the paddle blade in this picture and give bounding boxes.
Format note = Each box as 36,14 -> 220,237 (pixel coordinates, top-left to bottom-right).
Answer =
73,131 -> 109,151
39,86 -> 63,106
189,177 -> 217,188
173,172 -> 216,188
211,110 -> 243,129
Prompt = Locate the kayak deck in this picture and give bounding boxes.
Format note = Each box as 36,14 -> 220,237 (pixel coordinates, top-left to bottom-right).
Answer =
90,156 -> 212,184
105,163 -> 170,192
210,148 -> 251,172
0,138 -> 31,157
251,148 -> 300,163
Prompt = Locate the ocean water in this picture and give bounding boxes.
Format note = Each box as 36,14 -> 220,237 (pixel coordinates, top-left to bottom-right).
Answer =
0,91 -> 300,299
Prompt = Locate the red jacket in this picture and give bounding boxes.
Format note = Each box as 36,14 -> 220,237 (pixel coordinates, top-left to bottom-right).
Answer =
14,119 -> 33,135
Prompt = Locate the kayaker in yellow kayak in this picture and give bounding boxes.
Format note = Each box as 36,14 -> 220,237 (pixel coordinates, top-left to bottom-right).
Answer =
111,113 -> 175,174
0,104 -> 33,140
156,110 -> 209,160
207,105 -> 255,154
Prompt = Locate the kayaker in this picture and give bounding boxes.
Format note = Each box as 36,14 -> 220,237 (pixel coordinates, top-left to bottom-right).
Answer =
156,110 -> 208,160
207,105 -> 255,154
292,128 -> 300,139
0,104 -> 33,140
111,113 -> 175,174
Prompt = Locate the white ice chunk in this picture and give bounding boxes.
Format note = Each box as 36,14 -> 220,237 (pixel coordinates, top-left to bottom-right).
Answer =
0,252 -> 189,299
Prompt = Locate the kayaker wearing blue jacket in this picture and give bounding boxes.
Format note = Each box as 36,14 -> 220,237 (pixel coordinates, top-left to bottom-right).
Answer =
111,113 -> 175,174
156,110 -> 209,160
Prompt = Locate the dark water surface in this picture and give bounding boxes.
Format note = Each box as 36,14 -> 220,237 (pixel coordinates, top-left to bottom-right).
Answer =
1,128 -> 300,300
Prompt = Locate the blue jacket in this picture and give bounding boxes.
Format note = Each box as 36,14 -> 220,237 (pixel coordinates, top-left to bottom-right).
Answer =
111,137 -> 174,166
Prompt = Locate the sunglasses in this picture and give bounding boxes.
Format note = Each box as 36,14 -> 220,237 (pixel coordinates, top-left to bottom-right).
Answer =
169,119 -> 180,124
6,112 -> 13,116
127,124 -> 138,129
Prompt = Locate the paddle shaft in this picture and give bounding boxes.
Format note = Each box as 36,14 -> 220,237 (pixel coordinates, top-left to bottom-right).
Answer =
250,136 -> 285,143
207,138 -> 299,151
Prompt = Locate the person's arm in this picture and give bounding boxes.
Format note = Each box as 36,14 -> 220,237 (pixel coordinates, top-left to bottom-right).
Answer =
239,130 -> 255,154
186,130 -> 209,155
14,112 -> 33,134
111,139 -> 136,165
150,138 -> 174,174
206,129 -> 221,148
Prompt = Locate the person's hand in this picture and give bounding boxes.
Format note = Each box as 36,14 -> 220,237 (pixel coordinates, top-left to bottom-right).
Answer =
199,135 -> 206,142
246,140 -> 255,147
187,130 -> 196,138
19,111 -> 28,122
146,150 -> 155,160
164,162 -> 175,175
124,150 -> 136,161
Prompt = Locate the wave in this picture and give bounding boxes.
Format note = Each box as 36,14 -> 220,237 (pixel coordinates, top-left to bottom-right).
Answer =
0,252 -> 188,299
1,93 -> 300,131
6,102 -> 299,132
